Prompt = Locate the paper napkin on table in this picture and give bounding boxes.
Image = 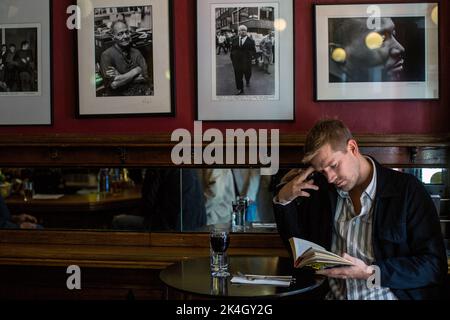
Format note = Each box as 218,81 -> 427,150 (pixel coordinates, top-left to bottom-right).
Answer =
230,276 -> 292,287
32,194 -> 64,200
251,223 -> 277,228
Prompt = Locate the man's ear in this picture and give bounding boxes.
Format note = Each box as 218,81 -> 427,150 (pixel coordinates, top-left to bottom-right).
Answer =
347,139 -> 359,156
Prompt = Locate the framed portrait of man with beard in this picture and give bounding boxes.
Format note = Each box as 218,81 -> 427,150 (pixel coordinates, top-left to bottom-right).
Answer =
314,3 -> 439,101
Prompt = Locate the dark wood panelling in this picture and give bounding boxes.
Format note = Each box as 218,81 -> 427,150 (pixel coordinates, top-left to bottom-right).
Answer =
1,134 -> 449,167
0,230 -> 284,248
0,230 -> 151,246
0,265 -> 165,300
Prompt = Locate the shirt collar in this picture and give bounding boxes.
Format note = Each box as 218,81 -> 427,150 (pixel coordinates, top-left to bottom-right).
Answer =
336,156 -> 377,201
364,156 -> 377,201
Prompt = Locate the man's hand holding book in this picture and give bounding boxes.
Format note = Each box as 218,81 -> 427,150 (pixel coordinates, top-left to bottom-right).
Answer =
315,253 -> 376,280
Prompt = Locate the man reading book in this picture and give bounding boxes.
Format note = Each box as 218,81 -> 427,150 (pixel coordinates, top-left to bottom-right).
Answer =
273,119 -> 447,300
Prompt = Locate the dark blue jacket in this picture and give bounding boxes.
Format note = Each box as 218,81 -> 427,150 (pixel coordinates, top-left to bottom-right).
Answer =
274,158 -> 448,299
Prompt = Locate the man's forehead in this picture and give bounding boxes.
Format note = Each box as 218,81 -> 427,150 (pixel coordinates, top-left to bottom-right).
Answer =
377,18 -> 395,31
310,144 -> 344,171
310,144 -> 340,170
350,17 -> 394,34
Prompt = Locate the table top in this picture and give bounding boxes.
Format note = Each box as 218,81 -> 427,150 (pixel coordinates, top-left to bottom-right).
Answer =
5,187 -> 141,212
159,256 -> 325,299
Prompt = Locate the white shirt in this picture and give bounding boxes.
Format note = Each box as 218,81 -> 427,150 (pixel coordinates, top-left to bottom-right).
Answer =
239,36 -> 247,46
327,157 -> 397,300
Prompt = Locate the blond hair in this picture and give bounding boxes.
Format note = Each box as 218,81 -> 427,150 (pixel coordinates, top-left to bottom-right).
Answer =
302,119 -> 353,164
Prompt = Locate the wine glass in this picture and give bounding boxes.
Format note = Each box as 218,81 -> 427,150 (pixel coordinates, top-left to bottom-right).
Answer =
23,180 -> 34,202
209,228 -> 230,277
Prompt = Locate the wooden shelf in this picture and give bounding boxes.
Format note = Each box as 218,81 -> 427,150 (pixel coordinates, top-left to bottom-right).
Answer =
0,133 -> 449,167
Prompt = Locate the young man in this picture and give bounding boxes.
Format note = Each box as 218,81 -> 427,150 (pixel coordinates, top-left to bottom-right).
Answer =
5,44 -> 18,91
273,119 -> 447,299
14,41 -> 35,91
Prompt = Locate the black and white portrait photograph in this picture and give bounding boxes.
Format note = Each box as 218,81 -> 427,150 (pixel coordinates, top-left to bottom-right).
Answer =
0,0 -> 51,125
328,17 -> 425,83
0,25 -> 39,95
77,0 -> 173,117
94,6 -> 153,97
214,6 -> 276,97
197,0 -> 293,121
315,3 -> 439,101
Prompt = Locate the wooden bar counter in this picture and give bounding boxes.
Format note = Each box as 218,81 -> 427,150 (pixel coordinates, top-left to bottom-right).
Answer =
0,231 -> 289,300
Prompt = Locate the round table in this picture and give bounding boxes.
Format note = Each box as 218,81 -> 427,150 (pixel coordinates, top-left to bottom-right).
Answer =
159,256 -> 325,299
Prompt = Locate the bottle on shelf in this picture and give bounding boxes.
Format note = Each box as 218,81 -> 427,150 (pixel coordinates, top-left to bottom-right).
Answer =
97,168 -> 111,193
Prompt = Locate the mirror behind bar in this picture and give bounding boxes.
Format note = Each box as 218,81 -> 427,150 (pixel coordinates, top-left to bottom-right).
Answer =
0,167 -> 447,239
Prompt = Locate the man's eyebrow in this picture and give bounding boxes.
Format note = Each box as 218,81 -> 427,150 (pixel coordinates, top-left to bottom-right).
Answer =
321,159 -> 336,170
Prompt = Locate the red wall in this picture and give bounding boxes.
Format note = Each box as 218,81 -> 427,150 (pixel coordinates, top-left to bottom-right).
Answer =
0,0 -> 448,135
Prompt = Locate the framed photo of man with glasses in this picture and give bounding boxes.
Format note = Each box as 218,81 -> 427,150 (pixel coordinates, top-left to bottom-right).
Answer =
77,0 -> 174,117
196,0 -> 294,121
314,3 -> 439,101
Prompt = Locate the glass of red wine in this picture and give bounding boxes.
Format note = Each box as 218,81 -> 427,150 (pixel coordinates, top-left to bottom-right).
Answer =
210,228 -> 230,277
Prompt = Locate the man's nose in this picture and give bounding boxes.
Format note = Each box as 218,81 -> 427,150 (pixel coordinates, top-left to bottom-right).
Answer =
324,169 -> 337,184
390,36 -> 405,56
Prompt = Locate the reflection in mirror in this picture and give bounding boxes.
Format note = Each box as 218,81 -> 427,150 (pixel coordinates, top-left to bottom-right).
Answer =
113,168 -> 205,232
0,167 -> 147,230
396,168 -> 448,214
395,168 -> 449,252
196,169 -> 277,233
0,167 -> 280,233
1,167 -> 447,234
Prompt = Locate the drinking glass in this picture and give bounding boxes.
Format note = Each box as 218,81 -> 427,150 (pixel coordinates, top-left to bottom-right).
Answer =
23,180 -> 34,202
210,228 -> 230,277
232,196 -> 249,232
210,275 -> 228,296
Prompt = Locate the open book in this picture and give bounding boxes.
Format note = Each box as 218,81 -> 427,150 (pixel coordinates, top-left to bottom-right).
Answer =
289,237 -> 353,270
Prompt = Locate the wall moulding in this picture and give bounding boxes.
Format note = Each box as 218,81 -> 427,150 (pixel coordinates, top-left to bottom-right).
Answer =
0,133 -> 449,167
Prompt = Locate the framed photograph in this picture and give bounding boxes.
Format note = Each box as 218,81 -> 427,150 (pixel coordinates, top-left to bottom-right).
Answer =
77,0 -> 174,117
314,3 -> 439,101
197,0 -> 294,121
0,0 -> 52,125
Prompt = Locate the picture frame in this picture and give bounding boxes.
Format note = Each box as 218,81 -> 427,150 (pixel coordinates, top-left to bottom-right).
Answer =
196,0 -> 294,121
77,0 -> 174,117
0,0 -> 52,125
314,3 -> 439,101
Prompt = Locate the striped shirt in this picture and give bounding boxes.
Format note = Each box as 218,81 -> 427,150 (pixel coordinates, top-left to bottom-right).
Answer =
326,157 -> 397,300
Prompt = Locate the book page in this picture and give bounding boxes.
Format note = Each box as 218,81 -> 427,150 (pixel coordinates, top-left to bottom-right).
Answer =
289,237 -> 326,259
